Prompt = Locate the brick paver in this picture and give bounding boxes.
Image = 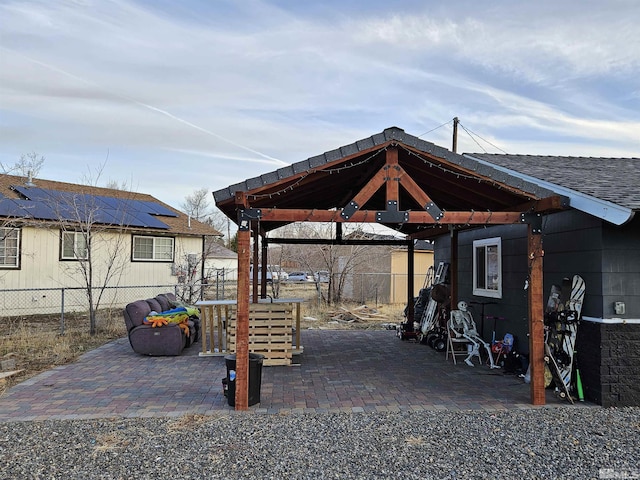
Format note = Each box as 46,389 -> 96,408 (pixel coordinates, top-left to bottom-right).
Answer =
0,330 -> 577,422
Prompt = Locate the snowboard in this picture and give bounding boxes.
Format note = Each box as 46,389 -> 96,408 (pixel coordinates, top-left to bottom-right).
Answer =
544,275 -> 585,401
544,342 -> 574,403
543,283 -> 562,389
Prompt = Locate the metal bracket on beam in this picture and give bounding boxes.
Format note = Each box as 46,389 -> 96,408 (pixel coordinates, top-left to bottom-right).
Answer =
340,201 -> 360,220
377,201 -> 409,224
521,212 -> 542,234
424,201 -> 444,221
376,210 -> 409,224
238,208 -> 262,231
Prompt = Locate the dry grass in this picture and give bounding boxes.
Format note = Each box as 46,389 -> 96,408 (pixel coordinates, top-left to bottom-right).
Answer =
0,296 -> 406,397
92,432 -> 132,456
0,309 -> 126,396
168,413 -> 211,431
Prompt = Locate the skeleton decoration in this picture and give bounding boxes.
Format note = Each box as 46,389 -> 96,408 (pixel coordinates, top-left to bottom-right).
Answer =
449,301 -> 500,368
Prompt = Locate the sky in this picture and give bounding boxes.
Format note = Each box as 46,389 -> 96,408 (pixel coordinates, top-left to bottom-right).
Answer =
1,0 -> 639,216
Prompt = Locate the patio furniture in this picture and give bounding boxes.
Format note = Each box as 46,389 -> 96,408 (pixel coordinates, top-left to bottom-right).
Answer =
123,293 -> 196,356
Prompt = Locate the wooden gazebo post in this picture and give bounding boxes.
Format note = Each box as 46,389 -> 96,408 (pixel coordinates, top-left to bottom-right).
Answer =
234,192 -> 251,410
406,239 -> 415,324
527,216 -> 545,405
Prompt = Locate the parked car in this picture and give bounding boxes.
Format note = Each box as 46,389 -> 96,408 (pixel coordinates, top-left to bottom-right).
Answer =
314,271 -> 330,283
249,265 -> 287,283
287,271 -> 314,282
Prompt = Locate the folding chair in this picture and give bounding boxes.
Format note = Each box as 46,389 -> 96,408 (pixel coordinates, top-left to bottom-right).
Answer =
446,329 -> 473,364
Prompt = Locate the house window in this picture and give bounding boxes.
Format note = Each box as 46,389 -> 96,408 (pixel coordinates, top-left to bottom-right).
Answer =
61,231 -> 88,260
133,235 -> 174,261
473,237 -> 502,298
0,227 -> 20,268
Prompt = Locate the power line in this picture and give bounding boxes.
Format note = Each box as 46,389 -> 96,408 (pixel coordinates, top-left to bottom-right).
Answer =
458,121 -> 509,154
458,122 -> 488,153
417,117 -> 509,155
417,119 -> 454,138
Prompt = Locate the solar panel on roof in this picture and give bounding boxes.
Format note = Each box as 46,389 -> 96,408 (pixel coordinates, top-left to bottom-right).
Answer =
76,193 -> 113,210
135,200 -> 178,217
6,185 -> 172,229
128,211 -> 170,229
93,209 -> 125,225
11,186 -> 50,202
12,200 -> 58,220
97,196 -> 121,209
0,198 -> 62,220
0,199 -> 28,218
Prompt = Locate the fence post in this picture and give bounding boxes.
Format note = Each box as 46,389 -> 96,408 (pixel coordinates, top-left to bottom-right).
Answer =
60,288 -> 65,335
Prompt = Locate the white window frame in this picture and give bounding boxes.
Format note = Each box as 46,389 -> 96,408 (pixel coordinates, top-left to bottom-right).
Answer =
61,231 -> 88,260
472,237 -> 502,299
0,227 -> 20,268
132,235 -> 174,262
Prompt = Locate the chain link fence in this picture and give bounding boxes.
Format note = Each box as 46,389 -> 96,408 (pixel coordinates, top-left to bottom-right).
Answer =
0,271 -> 425,332
0,285 -> 183,318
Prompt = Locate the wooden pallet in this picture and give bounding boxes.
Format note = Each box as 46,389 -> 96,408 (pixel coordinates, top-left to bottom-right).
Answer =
228,303 -> 294,366
199,303 -> 232,356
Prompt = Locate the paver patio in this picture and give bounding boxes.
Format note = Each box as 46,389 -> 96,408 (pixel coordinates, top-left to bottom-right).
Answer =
0,329 -> 580,422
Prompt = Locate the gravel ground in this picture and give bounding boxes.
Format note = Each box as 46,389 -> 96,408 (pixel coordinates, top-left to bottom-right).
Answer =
1,408 -> 638,480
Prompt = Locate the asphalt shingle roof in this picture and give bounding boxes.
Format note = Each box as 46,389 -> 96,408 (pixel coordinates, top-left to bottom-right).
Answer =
0,174 -> 221,237
468,154 -> 640,211
207,242 -> 237,258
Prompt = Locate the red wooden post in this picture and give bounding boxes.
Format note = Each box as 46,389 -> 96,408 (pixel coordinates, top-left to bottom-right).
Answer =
234,192 -> 251,411
528,226 -> 545,405
235,228 -> 250,410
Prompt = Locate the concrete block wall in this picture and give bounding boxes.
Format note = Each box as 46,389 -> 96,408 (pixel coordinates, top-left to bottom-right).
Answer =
577,321 -> 640,407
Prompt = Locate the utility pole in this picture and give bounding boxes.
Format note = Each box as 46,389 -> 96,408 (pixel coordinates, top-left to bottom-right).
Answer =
452,117 -> 459,153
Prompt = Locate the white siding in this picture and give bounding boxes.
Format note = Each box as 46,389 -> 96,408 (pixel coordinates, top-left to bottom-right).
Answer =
204,258 -> 238,280
0,227 -> 202,289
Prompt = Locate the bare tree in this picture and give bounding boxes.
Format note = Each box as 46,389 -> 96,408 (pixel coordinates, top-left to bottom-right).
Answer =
49,165 -> 131,334
181,188 -> 213,222
182,187 -> 234,246
104,179 -> 130,190
1,152 -> 45,178
277,223 -> 379,305
61,211 -> 129,335
172,228 -> 227,303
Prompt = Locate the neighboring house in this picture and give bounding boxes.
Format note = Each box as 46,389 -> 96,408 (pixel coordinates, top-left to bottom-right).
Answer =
0,174 -> 221,315
204,242 -> 238,281
390,240 -> 434,303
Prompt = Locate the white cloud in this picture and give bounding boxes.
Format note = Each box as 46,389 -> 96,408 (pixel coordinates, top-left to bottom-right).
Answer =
0,0 -> 638,215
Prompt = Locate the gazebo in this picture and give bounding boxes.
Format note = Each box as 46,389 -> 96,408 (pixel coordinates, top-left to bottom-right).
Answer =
213,127 -> 567,410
